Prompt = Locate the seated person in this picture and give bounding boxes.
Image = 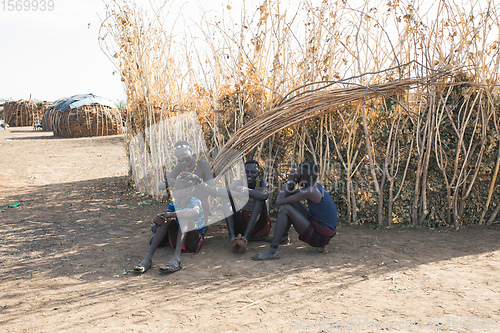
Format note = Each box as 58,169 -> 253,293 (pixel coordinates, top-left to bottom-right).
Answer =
152,140 -> 215,245
134,172 -> 206,273
222,160 -> 272,253
252,161 -> 337,260
161,140 -> 214,216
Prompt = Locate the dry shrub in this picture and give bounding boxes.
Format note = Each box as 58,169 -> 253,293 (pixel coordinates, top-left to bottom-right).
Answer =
51,104 -> 123,138
4,100 -> 50,127
101,0 -> 500,228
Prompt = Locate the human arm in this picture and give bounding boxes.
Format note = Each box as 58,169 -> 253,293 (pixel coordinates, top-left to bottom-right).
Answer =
158,163 -> 184,190
153,213 -> 176,227
231,180 -> 268,201
216,179 -> 245,198
195,161 -> 219,196
248,180 -> 268,201
242,200 -> 265,241
166,163 -> 183,182
164,203 -> 202,219
275,169 -> 322,205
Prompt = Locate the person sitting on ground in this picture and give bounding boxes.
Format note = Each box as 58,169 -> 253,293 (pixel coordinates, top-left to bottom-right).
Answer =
221,160 -> 272,254
152,140 -> 215,246
252,161 -> 337,260
134,172 -> 206,273
161,140 -> 214,216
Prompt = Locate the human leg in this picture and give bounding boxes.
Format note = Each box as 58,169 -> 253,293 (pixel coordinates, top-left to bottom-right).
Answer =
252,204 -> 311,260
150,224 -> 170,246
160,223 -> 186,273
134,223 -> 170,272
228,211 -> 245,252
243,201 -> 271,240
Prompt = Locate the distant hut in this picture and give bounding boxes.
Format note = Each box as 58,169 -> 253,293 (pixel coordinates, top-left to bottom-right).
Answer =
0,99 -> 5,120
50,94 -> 123,138
42,98 -> 65,131
3,100 -> 50,127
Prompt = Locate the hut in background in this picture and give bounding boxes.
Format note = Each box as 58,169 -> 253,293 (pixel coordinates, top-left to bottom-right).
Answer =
3,100 -> 50,127
41,98 -> 64,131
49,94 -> 123,138
0,99 -> 5,120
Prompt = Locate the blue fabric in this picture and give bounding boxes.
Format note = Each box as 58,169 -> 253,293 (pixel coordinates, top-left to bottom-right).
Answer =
51,94 -> 116,112
167,197 -> 206,233
307,183 -> 337,231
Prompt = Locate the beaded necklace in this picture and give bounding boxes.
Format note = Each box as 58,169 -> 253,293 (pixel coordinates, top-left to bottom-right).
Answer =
186,159 -> 198,173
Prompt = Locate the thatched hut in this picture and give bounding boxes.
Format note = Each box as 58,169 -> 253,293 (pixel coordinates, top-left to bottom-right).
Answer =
50,94 -> 123,138
0,99 -> 5,120
3,100 -> 50,127
41,98 -> 65,131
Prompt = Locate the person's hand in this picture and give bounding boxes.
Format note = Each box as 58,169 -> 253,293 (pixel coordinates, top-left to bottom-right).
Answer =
165,177 -> 176,188
158,181 -> 167,191
216,188 -> 227,198
153,214 -> 166,226
191,173 -> 204,185
234,186 -> 248,194
288,168 -> 299,182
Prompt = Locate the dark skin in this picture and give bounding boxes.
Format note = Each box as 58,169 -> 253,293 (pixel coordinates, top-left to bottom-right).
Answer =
221,163 -> 269,253
158,144 -> 215,227
252,167 -> 323,260
135,178 -> 202,272
161,145 -> 215,191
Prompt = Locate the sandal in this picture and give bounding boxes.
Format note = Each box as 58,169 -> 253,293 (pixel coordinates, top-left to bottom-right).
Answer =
251,249 -> 280,261
159,261 -> 182,274
133,260 -> 152,273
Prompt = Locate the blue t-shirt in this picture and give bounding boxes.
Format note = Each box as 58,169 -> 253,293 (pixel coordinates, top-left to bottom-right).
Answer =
307,183 -> 337,231
167,197 -> 205,233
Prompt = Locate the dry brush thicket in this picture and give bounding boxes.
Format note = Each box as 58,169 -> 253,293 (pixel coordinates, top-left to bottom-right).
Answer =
100,0 -> 500,229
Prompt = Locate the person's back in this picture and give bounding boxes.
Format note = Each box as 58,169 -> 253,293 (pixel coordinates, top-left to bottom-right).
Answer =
307,183 -> 337,231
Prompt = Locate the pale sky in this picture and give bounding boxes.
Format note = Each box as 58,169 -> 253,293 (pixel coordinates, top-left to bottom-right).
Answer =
0,0 -> 122,102
1,0 -> 490,104
0,0 -> 294,104
0,0 -> 235,103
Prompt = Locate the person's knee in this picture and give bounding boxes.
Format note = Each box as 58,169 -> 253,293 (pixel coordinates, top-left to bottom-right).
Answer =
278,204 -> 292,215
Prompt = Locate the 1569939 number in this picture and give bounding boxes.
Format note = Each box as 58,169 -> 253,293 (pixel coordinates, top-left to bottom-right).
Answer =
1,0 -> 54,11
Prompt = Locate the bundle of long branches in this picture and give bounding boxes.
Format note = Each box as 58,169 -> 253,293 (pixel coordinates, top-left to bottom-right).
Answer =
212,74 -> 441,175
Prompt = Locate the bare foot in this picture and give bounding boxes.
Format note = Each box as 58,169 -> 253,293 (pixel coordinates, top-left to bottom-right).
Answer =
317,246 -> 329,254
236,235 -> 247,254
231,234 -> 241,253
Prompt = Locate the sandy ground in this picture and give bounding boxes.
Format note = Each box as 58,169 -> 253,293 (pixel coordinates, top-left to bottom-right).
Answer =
0,127 -> 499,333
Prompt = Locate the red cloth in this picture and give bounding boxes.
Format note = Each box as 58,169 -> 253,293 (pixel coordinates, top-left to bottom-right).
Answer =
168,228 -> 205,254
299,217 -> 337,247
242,210 -> 271,238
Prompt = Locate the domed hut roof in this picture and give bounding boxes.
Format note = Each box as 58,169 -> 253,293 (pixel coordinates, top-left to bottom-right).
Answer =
49,93 -> 123,138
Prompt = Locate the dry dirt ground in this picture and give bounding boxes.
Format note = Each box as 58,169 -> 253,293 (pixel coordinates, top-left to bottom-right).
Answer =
1,127 -> 499,333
